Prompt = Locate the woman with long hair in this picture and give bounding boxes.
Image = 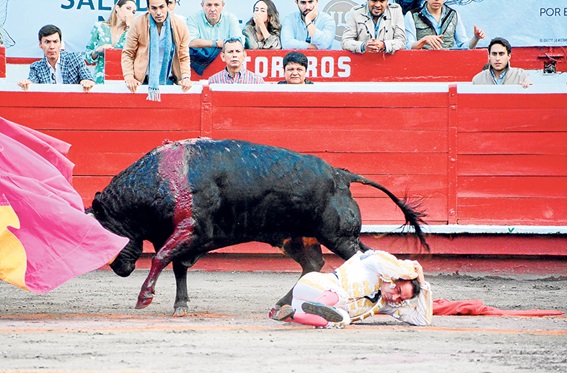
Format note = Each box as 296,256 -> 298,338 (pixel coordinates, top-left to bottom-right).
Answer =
243,0 -> 281,49
85,0 -> 136,84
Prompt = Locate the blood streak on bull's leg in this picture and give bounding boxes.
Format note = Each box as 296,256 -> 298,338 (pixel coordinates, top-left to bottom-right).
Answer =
136,142 -> 194,309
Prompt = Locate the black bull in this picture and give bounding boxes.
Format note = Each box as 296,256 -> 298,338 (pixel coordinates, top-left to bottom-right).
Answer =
90,139 -> 429,316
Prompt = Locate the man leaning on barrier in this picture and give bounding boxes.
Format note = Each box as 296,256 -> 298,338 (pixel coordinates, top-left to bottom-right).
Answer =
472,37 -> 532,89
342,0 -> 406,54
121,0 -> 192,101
17,25 -> 94,92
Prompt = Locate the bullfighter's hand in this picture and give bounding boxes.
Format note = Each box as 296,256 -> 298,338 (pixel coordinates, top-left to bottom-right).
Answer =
124,75 -> 139,93
81,79 -> 95,92
413,261 -> 425,285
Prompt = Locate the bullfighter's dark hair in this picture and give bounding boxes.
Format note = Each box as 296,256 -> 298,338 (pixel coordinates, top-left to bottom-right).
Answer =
282,51 -> 308,69
410,279 -> 421,298
488,37 -> 512,55
38,24 -> 62,42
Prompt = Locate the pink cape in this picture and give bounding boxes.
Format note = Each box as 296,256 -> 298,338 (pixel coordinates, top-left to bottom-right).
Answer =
0,117 -> 128,293
433,298 -> 564,317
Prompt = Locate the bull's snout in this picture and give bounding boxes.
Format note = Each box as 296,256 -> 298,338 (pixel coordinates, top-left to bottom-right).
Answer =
109,258 -> 136,277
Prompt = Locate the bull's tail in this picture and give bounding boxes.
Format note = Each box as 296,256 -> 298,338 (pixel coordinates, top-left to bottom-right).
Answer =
343,170 -> 430,252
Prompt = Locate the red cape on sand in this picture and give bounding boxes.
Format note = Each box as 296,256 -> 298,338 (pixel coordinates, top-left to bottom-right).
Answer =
433,298 -> 564,316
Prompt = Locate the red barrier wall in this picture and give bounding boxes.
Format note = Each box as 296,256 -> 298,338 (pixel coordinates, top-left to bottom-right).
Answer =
106,48 -> 487,83
104,48 -> 566,83
1,84 -> 565,258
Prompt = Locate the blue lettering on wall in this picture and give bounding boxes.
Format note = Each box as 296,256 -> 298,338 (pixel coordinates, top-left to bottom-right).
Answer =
99,0 -> 112,11
61,0 -> 144,11
61,0 -> 74,10
78,0 -> 95,10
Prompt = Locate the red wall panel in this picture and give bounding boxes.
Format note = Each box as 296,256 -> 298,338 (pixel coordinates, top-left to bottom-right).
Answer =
1,85 -> 565,255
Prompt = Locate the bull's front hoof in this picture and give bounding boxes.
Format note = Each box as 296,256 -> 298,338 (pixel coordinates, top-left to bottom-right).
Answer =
172,306 -> 189,317
135,293 -> 154,309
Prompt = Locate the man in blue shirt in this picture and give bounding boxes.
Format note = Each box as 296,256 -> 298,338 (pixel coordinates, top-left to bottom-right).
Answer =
281,0 -> 336,50
187,0 -> 243,49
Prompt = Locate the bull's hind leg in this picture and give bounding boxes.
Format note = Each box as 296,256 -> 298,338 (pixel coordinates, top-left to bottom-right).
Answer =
270,237 -> 324,319
136,219 -> 194,309
172,260 -> 189,317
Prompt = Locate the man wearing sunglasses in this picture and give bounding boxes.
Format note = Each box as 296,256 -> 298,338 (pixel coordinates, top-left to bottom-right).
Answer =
273,250 -> 432,328
341,0 -> 406,54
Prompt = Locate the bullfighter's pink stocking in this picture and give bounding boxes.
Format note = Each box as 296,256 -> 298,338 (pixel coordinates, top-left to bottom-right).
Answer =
286,290 -> 341,327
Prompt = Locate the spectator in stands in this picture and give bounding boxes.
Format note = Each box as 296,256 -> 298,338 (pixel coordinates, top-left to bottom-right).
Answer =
243,0 -> 282,49
121,0 -> 192,101
187,1 -> 243,49
167,0 -> 186,22
405,0 -> 485,50
17,25 -> 94,92
85,0 -> 136,84
341,0 -> 406,54
393,0 -> 423,15
277,51 -> 313,84
281,0 -> 336,50
208,38 -> 265,84
472,37 -> 532,89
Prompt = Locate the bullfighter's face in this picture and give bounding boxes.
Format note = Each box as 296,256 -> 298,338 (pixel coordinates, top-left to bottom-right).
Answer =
380,280 -> 415,304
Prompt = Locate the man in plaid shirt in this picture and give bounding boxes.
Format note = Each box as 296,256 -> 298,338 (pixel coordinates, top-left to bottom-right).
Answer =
18,25 -> 94,92
208,38 -> 264,84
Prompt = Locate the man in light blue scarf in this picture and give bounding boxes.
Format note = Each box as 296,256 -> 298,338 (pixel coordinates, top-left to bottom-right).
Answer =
122,0 -> 192,101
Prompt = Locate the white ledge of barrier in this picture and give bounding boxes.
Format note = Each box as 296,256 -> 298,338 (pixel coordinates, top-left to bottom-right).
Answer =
456,83 -> 567,94
208,82 -> 451,93
0,82 -> 204,94
361,225 -> 567,235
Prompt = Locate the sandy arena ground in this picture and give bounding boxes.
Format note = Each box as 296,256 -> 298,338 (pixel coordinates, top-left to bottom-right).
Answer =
1,268 -> 566,373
